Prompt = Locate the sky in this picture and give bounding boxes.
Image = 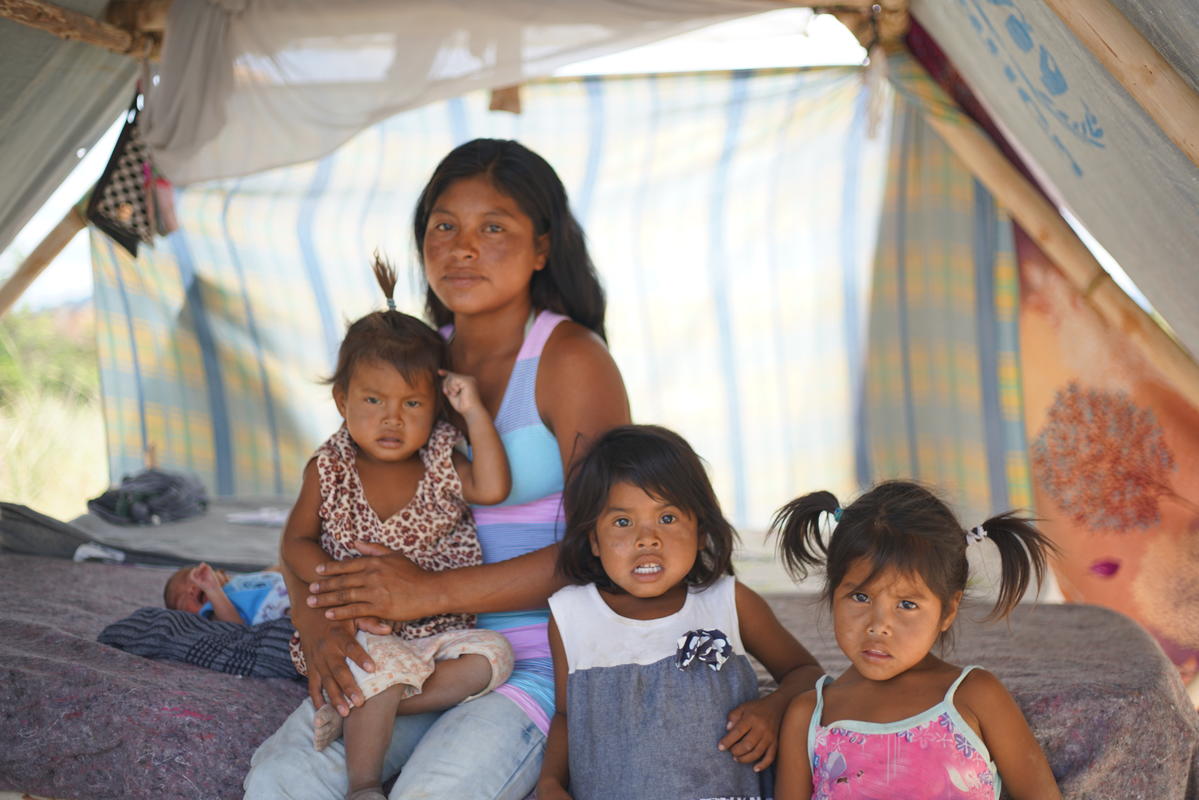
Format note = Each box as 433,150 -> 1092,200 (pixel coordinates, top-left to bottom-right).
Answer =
0,8 -> 1152,316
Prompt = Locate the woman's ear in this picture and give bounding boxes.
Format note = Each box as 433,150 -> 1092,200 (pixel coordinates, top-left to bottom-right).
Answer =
589,530 -> 600,557
534,232 -> 550,272
941,590 -> 964,632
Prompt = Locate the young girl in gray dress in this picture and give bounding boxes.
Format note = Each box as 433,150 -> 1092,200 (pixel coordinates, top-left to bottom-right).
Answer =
537,425 -> 823,800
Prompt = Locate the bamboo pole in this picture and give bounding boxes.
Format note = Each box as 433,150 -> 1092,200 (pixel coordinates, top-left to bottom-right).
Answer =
0,202 -> 87,319
886,48 -> 1199,404
0,0 -> 154,55
1044,0 -> 1199,173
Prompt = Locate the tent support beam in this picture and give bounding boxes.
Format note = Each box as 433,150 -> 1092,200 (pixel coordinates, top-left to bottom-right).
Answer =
0,201 -> 87,319
1044,0 -> 1199,172
897,50 -> 1199,404
0,0 -> 156,56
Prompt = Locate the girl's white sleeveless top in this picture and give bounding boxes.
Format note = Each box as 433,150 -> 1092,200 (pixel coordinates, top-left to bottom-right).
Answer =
548,575 -> 769,800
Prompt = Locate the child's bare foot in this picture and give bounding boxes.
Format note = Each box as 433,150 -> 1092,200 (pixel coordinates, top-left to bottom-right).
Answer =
346,786 -> 386,800
313,703 -> 344,750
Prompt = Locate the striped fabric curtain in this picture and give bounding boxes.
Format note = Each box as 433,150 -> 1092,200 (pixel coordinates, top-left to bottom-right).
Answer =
91,66 -> 893,528
858,51 -> 1031,523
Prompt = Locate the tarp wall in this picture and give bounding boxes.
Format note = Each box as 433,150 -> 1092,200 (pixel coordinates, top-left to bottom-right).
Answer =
0,1 -> 136,254
92,67 -> 893,529
861,94 -> 1029,525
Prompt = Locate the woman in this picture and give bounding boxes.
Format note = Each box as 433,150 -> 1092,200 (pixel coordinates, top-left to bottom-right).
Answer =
245,139 -> 630,799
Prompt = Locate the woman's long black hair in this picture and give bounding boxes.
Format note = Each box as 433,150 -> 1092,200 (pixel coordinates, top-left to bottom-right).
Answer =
413,138 -> 607,340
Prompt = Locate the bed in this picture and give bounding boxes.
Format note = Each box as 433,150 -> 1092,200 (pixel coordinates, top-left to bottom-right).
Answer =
1,503 -> 1196,799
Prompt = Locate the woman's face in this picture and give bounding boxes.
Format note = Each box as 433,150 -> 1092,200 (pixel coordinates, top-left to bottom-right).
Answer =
422,175 -> 549,319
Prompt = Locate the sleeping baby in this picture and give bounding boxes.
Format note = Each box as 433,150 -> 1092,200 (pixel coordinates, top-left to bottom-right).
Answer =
163,562 -> 290,626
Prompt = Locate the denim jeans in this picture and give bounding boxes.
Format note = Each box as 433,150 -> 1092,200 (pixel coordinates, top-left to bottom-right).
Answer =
244,693 -> 545,799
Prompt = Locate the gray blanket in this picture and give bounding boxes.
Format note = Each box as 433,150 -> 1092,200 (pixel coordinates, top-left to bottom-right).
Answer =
2,553 -> 1196,799
0,554 -> 306,799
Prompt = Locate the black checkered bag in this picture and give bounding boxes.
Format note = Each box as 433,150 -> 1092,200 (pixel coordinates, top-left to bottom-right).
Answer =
87,96 -> 154,256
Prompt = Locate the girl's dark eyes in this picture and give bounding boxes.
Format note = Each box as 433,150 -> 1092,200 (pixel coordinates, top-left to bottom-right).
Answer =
483,223 -> 504,233
405,400 -> 422,408
899,600 -> 919,610
612,517 -> 632,528
659,513 -> 677,524
850,592 -> 869,603
432,221 -> 454,232
364,396 -> 380,404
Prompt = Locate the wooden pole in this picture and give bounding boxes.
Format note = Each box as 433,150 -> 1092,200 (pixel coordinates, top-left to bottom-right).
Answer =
887,48 -> 1199,404
1044,0 -> 1199,173
488,85 -> 523,114
0,0 -> 153,55
105,0 -> 169,34
0,201 -> 87,319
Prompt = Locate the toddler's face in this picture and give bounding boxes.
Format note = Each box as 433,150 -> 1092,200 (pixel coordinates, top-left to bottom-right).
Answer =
589,481 -> 702,608
832,558 -> 960,682
334,359 -> 438,465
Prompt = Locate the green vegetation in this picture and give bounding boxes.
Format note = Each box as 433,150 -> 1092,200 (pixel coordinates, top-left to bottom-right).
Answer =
0,306 -> 108,520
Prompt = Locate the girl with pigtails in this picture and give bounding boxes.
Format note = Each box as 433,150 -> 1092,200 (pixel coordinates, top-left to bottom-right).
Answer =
771,481 -> 1062,800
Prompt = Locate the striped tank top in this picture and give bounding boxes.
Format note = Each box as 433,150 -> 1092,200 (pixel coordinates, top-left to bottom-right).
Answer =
443,309 -> 568,733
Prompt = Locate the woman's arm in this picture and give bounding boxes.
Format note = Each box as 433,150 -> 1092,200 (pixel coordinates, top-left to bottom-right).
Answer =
774,691 -> 817,800
309,321 -> 630,622
536,616 -> 573,799
957,669 -> 1061,799
719,582 -> 824,771
536,321 -> 630,471
310,541 -> 565,621
281,460 -> 334,583
278,462 -> 374,714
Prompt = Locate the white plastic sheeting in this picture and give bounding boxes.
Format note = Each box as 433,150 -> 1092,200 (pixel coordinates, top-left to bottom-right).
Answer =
912,0 -> 1199,358
0,2 -> 136,254
142,0 -> 785,185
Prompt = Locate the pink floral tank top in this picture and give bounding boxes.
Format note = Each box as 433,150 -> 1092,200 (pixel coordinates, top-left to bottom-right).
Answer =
289,420 -> 481,676
808,666 -> 1000,799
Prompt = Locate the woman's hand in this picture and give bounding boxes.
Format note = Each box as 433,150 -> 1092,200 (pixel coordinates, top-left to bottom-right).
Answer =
719,694 -> 789,772
308,540 -> 443,622
290,598 -> 374,716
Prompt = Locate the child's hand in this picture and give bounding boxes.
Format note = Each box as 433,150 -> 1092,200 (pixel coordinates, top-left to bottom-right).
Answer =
190,562 -> 223,594
440,370 -> 483,417
535,781 -> 573,800
719,695 -> 787,772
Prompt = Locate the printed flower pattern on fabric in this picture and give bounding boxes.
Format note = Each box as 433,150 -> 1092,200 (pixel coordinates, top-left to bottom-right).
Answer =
811,712 -> 995,799
675,628 -> 732,672
289,420 -> 481,675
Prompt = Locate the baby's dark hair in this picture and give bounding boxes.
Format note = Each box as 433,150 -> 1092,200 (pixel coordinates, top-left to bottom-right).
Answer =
558,425 -> 737,591
771,480 -> 1057,623
327,255 -> 448,416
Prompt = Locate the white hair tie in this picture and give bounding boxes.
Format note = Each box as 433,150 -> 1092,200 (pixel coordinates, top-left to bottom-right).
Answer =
966,525 -> 988,545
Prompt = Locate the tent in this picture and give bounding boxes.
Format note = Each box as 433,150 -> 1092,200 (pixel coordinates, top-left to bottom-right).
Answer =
2,1 -> 1199,797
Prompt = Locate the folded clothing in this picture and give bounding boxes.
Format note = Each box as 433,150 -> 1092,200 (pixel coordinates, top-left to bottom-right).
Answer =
88,468 -> 208,526
99,607 -> 300,679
